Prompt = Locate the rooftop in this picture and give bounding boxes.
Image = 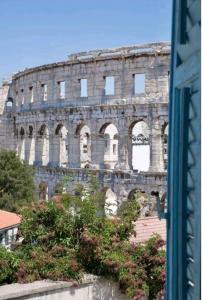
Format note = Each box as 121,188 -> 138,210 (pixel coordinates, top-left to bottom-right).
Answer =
0,210 -> 21,230
132,216 -> 166,243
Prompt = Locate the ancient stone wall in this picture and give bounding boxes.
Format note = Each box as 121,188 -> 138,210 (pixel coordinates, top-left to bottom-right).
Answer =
0,42 -> 170,211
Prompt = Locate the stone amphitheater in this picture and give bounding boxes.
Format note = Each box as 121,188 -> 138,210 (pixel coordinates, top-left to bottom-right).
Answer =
0,42 -> 170,215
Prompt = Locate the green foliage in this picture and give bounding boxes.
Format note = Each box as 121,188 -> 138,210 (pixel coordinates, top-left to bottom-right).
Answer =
14,245 -> 82,283
0,246 -> 20,283
0,177 -> 165,299
0,150 -> 35,212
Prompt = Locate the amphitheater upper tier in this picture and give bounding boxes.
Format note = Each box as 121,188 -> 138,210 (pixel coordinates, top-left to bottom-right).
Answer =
6,42 -> 171,112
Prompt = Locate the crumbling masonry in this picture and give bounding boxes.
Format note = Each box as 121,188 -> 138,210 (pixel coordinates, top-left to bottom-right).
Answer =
0,42 -> 170,214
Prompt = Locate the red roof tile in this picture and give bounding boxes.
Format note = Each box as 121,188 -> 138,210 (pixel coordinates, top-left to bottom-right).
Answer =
131,216 -> 166,244
0,210 -> 21,230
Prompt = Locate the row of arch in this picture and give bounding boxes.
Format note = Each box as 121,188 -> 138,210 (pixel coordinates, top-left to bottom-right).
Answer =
38,182 -> 161,218
17,121 -> 168,171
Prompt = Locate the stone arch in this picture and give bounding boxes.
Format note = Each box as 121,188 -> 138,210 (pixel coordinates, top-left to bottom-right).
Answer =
127,188 -> 156,217
18,126 -> 25,161
76,124 -> 91,168
127,187 -> 146,200
28,125 -> 34,137
104,188 -> 118,217
38,124 -> 46,136
53,123 -> 68,167
128,118 -> 148,135
99,123 -> 119,169
6,97 -> 13,111
99,122 -> 112,135
35,124 -> 49,166
19,127 -> 25,137
131,120 -> 150,171
162,123 -> 168,170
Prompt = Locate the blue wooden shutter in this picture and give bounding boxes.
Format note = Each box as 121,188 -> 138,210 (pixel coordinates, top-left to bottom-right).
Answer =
167,0 -> 201,299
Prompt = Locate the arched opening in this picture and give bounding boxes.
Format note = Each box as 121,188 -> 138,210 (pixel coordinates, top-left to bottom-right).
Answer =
78,125 -> 91,168
162,124 -> 168,170
18,127 -> 25,161
101,123 -> 119,169
104,188 -> 118,217
128,189 -> 156,217
6,97 -> 13,110
53,124 -> 68,167
131,121 -> 150,171
36,124 -> 49,166
26,125 -> 35,165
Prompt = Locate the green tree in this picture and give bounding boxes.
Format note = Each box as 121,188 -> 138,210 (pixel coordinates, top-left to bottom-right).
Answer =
0,150 -> 35,212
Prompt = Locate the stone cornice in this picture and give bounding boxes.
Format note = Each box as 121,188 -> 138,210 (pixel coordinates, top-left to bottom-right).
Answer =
12,42 -> 171,80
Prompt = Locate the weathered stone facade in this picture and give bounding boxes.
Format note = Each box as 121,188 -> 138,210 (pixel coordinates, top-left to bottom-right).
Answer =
0,42 -> 170,212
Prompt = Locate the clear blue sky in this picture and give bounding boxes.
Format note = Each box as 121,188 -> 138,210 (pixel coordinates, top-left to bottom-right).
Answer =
0,0 -> 172,83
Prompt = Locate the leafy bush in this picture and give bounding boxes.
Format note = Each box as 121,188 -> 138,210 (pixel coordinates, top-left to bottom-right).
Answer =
0,246 -> 19,283
0,179 -> 165,299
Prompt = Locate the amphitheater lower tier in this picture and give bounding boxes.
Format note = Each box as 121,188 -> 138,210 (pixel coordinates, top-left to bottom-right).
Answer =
35,166 -> 166,216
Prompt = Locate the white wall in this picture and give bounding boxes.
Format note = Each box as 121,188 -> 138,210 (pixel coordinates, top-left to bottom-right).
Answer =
0,277 -> 143,300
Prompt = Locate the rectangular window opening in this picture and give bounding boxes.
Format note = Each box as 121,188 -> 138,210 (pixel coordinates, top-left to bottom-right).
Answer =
21,89 -> 24,105
113,144 -> 117,155
134,74 -> 145,94
80,79 -> 88,97
41,84 -> 48,101
104,76 -> 114,95
16,90 -> 18,106
29,86 -> 33,103
58,81 -> 65,99
83,145 -> 88,153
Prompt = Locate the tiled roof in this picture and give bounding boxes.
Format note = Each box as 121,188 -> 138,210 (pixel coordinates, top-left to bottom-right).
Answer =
0,210 -> 21,230
131,216 -> 166,244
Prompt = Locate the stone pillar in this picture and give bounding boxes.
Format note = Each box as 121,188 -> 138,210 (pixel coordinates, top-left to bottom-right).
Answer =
24,136 -> 29,162
51,135 -> 60,167
49,73 -> 56,105
67,130 -> 80,168
42,136 -> 49,166
48,122 -> 57,166
116,130 -> 130,170
18,137 -> 25,161
25,136 -> 35,165
149,125 -> 164,172
48,131 -> 54,166
60,136 -> 68,167
29,137 -> 35,165
34,136 -> 42,166
91,133 -> 105,169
